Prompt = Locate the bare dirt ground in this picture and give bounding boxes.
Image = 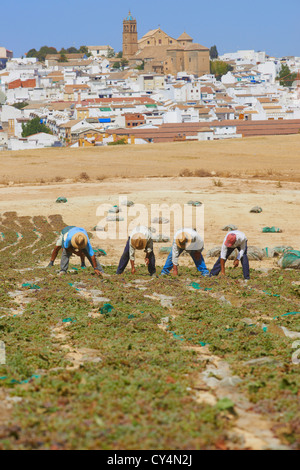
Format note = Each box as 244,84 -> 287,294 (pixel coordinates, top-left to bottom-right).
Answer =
0,175 -> 299,270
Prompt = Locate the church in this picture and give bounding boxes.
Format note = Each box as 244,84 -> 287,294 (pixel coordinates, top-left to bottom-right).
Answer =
122,11 -> 210,77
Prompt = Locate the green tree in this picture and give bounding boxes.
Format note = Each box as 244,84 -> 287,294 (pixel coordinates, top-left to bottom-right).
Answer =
67,47 -> 78,54
277,64 -> 297,87
107,47 -> 115,58
79,46 -> 92,57
112,62 -> 121,69
136,61 -> 145,70
116,51 -> 123,58
37,46 -> 57,62
210,45 -> 219,60
120,58 -> 129,68
13,102 -> 28,110
210,60 -> 233,80
22,117 -> 52,138
58,53 -> 68,63
26,48 -> 38,58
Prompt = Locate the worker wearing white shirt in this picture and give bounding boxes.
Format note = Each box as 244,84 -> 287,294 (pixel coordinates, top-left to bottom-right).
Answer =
210,230 -> 250,279
116,226 -> 156,276
161,228 -> 209,276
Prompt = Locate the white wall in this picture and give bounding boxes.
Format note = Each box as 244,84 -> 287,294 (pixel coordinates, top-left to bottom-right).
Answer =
1,105 -> 22,122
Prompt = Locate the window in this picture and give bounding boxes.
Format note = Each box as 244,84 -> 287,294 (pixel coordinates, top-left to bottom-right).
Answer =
159,39 -> 162,44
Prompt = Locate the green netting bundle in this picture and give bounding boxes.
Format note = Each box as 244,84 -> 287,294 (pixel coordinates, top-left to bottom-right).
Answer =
100,304 -> 114,315
94,248 -> 107,257
263,247 -> 273,258
279,250 -> 300,269
247,246 -> 264,261
187,201 -> 202,207
153,235 -> 170,243
262,227 -> 282,233
108,205 -> 121,214
121,200 -> 134,207
207,247 -> 221,258
250,206 -> 263,213
222,224 -> 238,231
273,246 -> 293,254
159,247 -> 172,254
263,246 -> 293,258
56,197 -> 68,204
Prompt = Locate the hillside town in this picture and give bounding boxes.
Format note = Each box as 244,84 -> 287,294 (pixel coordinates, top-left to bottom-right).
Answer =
0,11 -> 300,151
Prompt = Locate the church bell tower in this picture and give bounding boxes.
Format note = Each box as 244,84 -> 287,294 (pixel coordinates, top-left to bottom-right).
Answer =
123,11 -> 138,59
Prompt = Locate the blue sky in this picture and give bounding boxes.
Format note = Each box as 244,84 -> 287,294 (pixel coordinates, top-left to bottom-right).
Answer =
1,0 -> 300,58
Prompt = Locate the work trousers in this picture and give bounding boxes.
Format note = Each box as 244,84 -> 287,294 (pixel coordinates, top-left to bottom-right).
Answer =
210,242 -> 250,280
60,248 -> 104,273
161,249 -> 209,276
116,237 -> 156,275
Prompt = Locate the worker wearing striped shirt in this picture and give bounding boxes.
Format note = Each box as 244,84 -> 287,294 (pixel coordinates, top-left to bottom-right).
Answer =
210,230 -> 250,279
161,228 -> 209,276
116,226 -> 156,276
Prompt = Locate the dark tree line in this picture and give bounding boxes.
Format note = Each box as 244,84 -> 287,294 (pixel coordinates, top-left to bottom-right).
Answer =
26,46 -> 91,62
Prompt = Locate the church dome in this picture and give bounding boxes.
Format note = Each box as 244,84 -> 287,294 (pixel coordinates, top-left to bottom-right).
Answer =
125,11 -> 134,21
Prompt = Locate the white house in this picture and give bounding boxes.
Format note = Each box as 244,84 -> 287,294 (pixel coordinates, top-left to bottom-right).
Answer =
8,132 -> 59,151
257,61 -> 280,84
87,46 -> 114,58
0,105 -> 22,123
0,130 -> 8,149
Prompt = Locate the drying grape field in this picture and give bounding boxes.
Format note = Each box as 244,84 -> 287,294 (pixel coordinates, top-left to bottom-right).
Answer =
0,211 -> 299,450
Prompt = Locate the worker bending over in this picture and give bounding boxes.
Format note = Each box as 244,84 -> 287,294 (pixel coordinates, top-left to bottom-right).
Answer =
210,230 -> 250,280
48,226 -> 86,268
161,228 -> 209,276
58,227 -> 105,277
116,226 -> 156,276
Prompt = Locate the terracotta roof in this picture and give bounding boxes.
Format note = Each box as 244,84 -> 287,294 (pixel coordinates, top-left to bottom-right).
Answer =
58,119 -> 82,129
215,108 -> 234,113
47,72 -> 64,79
140,28 -> 161,39
160,120 -> 300,138
8,79 -> 36,89
57,59 -> 93,67
87,45 -> 110,50
197,108 -> 211,115
184,43 -> 209,51
262,106 -> 282,110
135,45 -> 171,61
258,98 -> 279,103
198,127 -> 214,132
177,32 -> 193,41
80,97 -> 156,106
46,53 -> 86,60
201,87 -> 214,94
64,84 -> 90,93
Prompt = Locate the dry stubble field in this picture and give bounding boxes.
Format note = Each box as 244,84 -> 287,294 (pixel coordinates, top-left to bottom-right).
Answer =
0,135 -> 300,450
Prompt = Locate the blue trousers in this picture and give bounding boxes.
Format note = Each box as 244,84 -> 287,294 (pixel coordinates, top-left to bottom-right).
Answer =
210,243 -> 250,280
161,249 -> 209,276
116,238 -> 156,275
